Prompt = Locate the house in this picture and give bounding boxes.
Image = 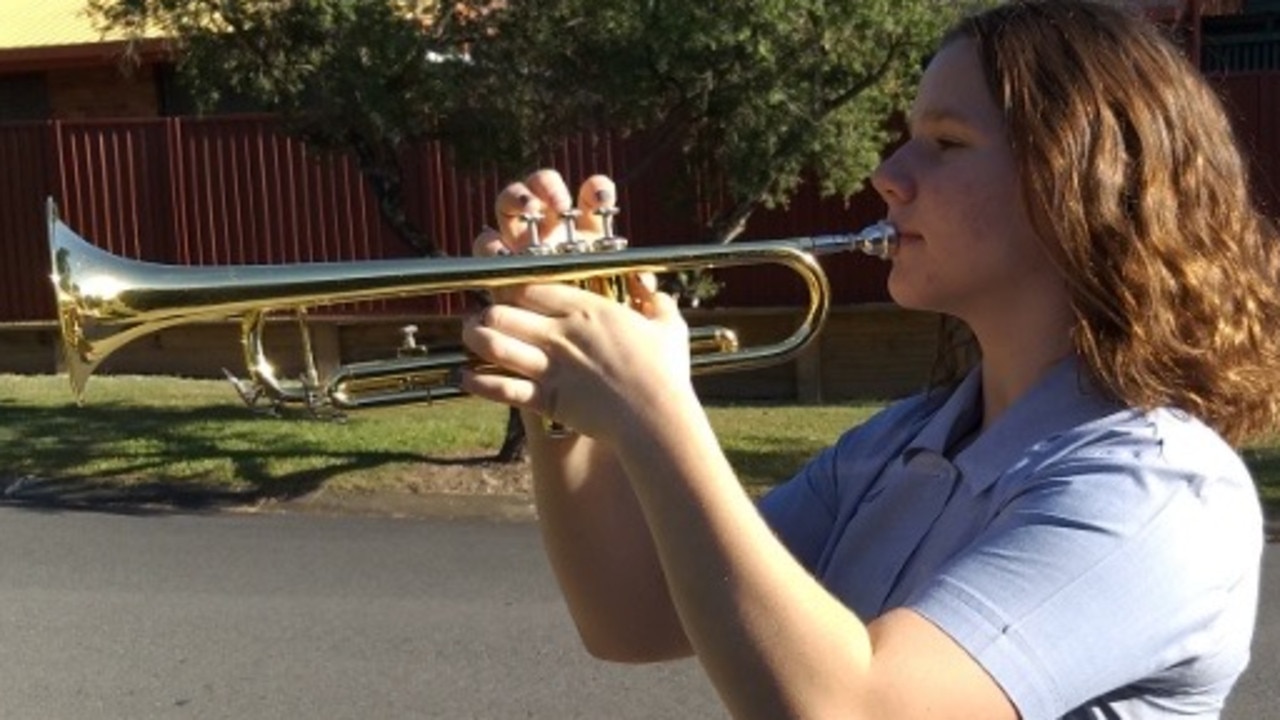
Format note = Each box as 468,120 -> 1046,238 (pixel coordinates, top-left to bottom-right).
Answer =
0,0 -> 171,120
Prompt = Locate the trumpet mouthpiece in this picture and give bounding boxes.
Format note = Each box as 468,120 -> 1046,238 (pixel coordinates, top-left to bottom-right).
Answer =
807,222 -> 898,260
852,221 -> 898,259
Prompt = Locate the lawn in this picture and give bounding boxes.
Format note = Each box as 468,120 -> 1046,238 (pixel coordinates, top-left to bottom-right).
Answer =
0,374 -> 877,502
1,374 -> 1276,514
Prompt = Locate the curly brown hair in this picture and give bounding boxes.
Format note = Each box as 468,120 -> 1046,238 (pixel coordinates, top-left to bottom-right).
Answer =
945,0 -> 1280,445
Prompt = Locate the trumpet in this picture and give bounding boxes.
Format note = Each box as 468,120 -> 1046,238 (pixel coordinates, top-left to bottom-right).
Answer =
47,198 -> 896,415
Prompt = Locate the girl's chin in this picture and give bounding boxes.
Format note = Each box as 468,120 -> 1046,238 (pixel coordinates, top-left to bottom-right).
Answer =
886,273 -> 942,314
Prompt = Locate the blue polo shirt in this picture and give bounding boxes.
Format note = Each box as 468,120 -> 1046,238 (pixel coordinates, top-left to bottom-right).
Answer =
760,357 -> 1263,719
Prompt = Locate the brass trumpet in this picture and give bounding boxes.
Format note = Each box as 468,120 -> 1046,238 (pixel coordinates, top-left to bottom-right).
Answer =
47,198 -> 895,414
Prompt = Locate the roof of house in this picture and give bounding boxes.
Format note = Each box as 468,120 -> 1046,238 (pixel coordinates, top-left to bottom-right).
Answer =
2,0 -> 135,50
0,0 -> 167,72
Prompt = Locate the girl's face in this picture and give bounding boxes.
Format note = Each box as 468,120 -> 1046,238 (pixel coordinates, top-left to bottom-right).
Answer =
871,39 -> 1068,334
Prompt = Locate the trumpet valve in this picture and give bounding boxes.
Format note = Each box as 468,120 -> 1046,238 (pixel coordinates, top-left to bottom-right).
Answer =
592,236 -> 628,252
594,204 -> 620,240
518,210 -> 557,255
558,208 -> 592,254
398,324 -> 428,357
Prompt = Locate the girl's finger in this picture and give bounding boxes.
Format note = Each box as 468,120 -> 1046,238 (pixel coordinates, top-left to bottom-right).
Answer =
575,175 -> 617,238
462,312 -> 553,378
645,289 -> 683,323
460,369 -> 541,414
471,227 -> 519,304
627,271 -> 659,295
472,227 -> 510,258
525,169 -> 574,244
624,272 -> 667,314
494,181 -> 544,251
500,282 -> 611,319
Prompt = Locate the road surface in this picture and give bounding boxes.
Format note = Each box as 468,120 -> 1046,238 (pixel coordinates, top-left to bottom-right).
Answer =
0,506 -> 1272,719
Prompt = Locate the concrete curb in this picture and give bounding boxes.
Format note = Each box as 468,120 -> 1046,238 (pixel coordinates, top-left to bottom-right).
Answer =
3,474 -> 1277,540
0,475 -> 536,522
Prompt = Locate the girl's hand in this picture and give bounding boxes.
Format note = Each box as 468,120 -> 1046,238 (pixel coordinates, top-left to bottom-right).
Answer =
473,169 -> 617,259
462,169 -> 692,443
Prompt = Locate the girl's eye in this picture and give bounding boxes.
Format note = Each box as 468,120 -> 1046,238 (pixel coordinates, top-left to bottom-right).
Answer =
935,137 -> 964,150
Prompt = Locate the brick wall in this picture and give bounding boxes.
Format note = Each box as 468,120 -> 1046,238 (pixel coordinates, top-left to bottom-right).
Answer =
46,65 -> 158,119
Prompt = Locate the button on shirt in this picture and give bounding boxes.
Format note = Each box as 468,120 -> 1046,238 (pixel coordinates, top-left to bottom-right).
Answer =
760,357 -> 1263,719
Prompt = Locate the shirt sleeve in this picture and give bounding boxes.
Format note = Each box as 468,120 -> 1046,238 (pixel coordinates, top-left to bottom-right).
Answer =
906,423 -> 1263,719
759,394 -> 935,572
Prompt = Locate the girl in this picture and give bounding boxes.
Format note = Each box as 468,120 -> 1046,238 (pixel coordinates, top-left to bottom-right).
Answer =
462,1 -> 1280,717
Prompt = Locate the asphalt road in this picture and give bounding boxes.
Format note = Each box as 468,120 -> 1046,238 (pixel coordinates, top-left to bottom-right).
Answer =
0,506 -> 1273,719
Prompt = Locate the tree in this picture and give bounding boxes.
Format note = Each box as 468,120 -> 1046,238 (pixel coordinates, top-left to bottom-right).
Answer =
95,0 -> 971,244
89,0 -> 976,460
446,0 -> 972,241
87,0 -> 470,256
88,0 -> 538,461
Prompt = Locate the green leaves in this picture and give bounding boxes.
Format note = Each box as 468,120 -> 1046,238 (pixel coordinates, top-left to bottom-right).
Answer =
89,0 -> 454,147
89,0 -> 976,242
453,0 -> 966,238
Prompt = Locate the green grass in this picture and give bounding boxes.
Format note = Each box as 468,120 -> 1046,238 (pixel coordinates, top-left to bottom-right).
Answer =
1,374 -> 1277,514
0,374 -> 876,502
707,404 -> 879,491
0,374 -> 513,500
1242,445 -> 1280,509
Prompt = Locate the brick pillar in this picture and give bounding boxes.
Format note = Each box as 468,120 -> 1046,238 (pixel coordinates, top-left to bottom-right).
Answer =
309,322 -> 342,382
795,343 -> 823,404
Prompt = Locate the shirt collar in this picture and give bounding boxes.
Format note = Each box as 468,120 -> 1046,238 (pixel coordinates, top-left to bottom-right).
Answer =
906,355 -> 1123,495
903,368 -> 983,459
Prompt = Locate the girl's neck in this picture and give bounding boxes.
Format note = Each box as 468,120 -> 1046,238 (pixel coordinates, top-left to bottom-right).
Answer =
968,319 -> 1074,431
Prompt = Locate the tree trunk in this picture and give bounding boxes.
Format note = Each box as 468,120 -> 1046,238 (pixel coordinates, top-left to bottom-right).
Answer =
347,133 -> 441,257
708,195 -> 757,244
495,407 -> 527,462
348,133 -> 529,461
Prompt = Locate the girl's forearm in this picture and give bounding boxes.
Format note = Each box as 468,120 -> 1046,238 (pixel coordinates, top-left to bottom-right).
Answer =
522,410 -> 692,661
613,397 -> 875,719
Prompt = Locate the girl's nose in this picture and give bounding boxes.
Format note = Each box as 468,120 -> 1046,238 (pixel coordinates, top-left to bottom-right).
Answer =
870,148 -> 913,206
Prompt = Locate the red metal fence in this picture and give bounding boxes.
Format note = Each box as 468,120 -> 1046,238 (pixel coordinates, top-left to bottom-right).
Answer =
0,123 -> 52,323
0,116 -> 892,323
3,70 -> 1279,324
1213,72 -> 1280,215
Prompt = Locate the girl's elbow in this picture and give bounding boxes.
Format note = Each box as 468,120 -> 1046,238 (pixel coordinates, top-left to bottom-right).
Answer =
574,621 -> 693,664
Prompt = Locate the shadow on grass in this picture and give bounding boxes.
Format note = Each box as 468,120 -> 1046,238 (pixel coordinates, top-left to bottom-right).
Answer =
722,437 -> 828,492
1241,446 -> 1280,522
0,399 -> 495,516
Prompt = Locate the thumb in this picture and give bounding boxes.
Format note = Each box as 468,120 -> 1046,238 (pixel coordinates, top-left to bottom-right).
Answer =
626,273 -> 681,323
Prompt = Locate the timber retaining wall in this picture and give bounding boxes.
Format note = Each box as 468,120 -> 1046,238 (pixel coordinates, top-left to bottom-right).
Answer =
1,305 -> 946,403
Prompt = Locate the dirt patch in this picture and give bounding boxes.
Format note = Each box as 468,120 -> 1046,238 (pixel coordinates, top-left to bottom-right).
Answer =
274,459 -> 537,520
1,459 -> 537,521
378,458 -> 533,497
